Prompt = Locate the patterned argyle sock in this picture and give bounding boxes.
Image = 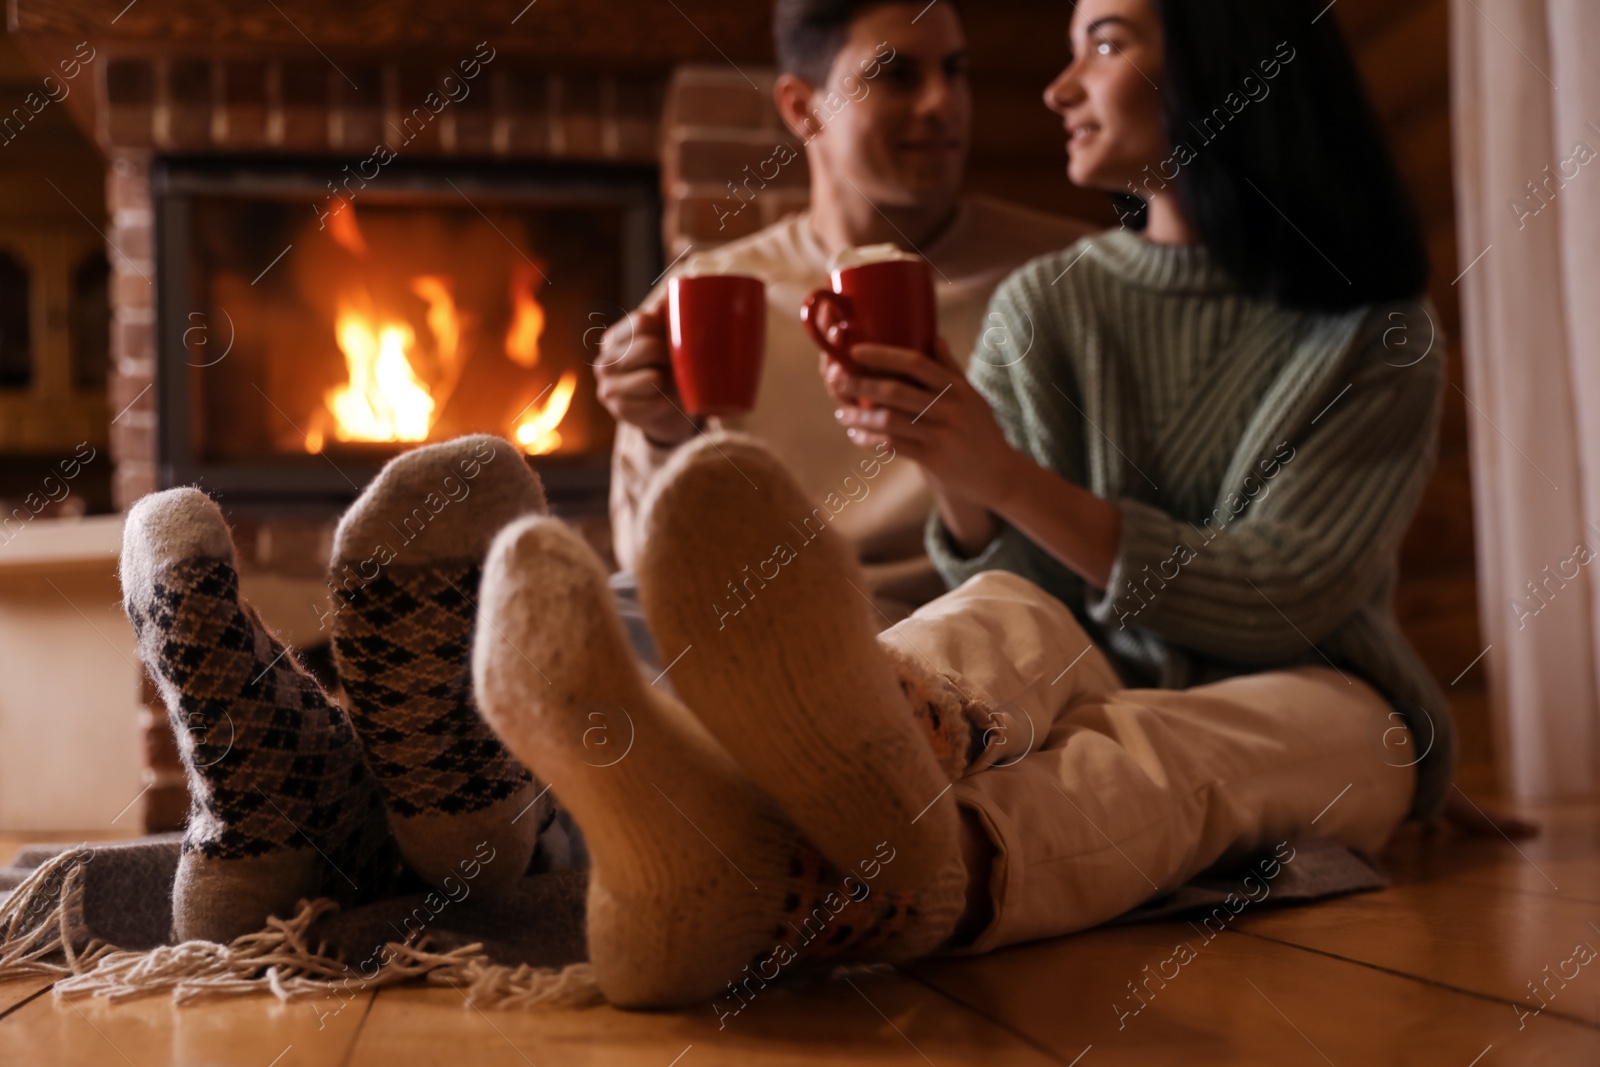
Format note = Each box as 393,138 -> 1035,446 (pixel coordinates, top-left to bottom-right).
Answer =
329,435 -> 552,895
121,488 -> 401,943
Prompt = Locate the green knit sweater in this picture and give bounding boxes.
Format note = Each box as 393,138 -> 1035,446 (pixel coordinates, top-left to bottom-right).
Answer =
927,228 -> 1454,820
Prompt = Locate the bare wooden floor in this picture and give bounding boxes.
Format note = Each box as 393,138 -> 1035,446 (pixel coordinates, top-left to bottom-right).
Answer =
2,800 -> 1596,1065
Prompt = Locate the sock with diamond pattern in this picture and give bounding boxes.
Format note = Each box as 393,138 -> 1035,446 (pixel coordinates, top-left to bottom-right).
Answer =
329,435 -> 551,894
121,488 -> 402,943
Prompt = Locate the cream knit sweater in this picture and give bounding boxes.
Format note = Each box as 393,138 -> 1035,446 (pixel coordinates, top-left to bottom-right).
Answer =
928,229 -> 1455,820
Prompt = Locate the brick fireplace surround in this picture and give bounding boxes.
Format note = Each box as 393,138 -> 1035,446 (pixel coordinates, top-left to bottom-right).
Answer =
11,0 -> 809,830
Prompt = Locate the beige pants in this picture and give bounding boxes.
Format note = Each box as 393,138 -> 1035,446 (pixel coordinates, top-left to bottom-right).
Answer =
875,571 -> 1416,954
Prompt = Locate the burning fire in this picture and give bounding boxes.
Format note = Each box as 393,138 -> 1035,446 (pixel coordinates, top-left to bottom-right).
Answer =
306,206 -> 573,456
514,371 -> 578,455
504,263 -> 546,369
324,311 -> 434,445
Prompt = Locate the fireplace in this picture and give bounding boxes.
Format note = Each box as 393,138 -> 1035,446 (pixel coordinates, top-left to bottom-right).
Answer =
156,158 -> 659,513
7,0 -> 795,831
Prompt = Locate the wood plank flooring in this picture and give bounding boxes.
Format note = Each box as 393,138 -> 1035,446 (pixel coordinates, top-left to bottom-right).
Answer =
3,801 -> 1597,1065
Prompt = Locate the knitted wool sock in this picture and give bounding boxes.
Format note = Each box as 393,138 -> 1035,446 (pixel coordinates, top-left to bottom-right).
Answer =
121,489 -> 401,943
634,433 -> 964,895
472,516 -> 965,1009
329,435 -> 550,894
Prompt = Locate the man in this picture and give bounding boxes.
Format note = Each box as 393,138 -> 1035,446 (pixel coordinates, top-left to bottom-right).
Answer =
599,0 -> 1094,619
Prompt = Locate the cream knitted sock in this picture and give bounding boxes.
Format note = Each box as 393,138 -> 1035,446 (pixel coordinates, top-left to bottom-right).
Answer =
330,435 -> 551,895
472,516 -> 964,1009
634,433 -> 964,896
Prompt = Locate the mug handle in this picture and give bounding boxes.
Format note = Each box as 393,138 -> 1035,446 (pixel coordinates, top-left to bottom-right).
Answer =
801,289 -> 854,364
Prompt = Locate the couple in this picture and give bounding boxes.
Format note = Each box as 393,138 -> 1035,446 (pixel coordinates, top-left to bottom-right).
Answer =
125,0 -> 1460,1010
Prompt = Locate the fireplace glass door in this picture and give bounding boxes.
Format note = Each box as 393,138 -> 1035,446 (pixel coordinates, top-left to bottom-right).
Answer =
156,160 -> 659,509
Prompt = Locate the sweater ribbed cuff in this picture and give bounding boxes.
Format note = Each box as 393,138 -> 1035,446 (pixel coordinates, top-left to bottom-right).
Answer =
1083,497 -> 1192,635
924,510 -> 1037,590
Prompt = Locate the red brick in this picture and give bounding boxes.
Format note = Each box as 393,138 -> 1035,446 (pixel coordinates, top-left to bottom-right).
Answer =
106,155 -> 152,213
109,368 -> 155,415
110,419 -> 156,465
113,272 -> 154,311
106,60 -> 155,147
113,460 -> 158,510
669,193 -> 763,243
142,710 -> 182,773
614,77 -> 664,124
613,115 -> 658,162
138,667 -> 160,709
230,516 -> 262,567
112,219 -> 153,261
257,519 -> 335,579
113,319 -> 155,366
559,76 -> 604,158
670,133 -> 808,189
165,59 -> 213,148
143,782 -> 190,833
280,61 -> 330,108
670,83 -> 775,131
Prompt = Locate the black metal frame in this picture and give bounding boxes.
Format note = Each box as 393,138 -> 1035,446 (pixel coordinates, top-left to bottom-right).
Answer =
152,154 -> 661,516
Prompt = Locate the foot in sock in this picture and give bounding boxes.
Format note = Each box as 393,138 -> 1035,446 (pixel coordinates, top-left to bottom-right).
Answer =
634,432 -> 964,896
472,517 -> 965,1008
330,435 -> 551,894
121,488 -> 401,942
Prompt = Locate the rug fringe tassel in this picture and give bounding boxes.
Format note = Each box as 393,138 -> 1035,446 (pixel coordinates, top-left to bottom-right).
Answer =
0,847 -> 114,983
1,848 -> 599,1010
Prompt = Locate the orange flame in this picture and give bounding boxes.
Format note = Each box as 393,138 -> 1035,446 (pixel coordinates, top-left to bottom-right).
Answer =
321,307 -> 435,445
307,204 -> 575,455
327,204 -> 368,256
504,264 -> 546,368
412,275 -> 461,380
513,371 -> 578,455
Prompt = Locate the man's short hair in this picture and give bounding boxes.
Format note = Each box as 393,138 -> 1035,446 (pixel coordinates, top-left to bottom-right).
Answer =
773,0 -> 959,85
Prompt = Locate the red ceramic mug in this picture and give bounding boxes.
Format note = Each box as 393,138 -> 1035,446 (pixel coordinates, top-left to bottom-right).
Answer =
800,257 -> 938,368
666,273 -> 766,417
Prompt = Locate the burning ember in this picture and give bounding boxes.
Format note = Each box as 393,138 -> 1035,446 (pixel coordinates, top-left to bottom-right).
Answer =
305,206 -> 572,456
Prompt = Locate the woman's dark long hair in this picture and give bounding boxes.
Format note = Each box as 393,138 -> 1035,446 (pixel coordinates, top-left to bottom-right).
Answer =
1108,0 -> 1429,312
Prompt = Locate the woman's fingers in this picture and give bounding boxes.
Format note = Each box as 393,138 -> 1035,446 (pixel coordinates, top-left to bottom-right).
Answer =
818,351 -> 861,405
835,401 -> 936,444
929,336 -> 963,374
848,343 -> 955,392
846,372 -> 940,415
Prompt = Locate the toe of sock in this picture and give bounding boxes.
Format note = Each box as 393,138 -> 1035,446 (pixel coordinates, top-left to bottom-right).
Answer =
637,431 -> 845,574
334,435 -> 546,563
473,514 -> 635,728
121,488 -> 234,590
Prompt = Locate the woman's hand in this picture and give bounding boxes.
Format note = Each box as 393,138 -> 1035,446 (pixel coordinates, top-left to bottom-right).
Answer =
819,340 -> 1020,513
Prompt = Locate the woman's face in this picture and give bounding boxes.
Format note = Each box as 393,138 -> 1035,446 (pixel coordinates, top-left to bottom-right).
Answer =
1043,0 -> 1168,192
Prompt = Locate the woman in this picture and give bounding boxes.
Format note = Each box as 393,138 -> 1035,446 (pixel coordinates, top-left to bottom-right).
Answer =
821,0 -> 1478,924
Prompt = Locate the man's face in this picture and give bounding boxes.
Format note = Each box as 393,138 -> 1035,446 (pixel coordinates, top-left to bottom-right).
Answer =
806,3 -> 971,209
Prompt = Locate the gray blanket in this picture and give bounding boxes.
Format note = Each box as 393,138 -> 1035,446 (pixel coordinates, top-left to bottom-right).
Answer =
0,829 -> 1385,974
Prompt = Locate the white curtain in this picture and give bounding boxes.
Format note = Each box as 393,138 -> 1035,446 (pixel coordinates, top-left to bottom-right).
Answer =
1451,0 -> 1600,799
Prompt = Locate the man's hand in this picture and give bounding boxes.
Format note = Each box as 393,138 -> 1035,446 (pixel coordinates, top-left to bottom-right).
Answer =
819,339 -> 1020,513
594,305 -> 701,448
